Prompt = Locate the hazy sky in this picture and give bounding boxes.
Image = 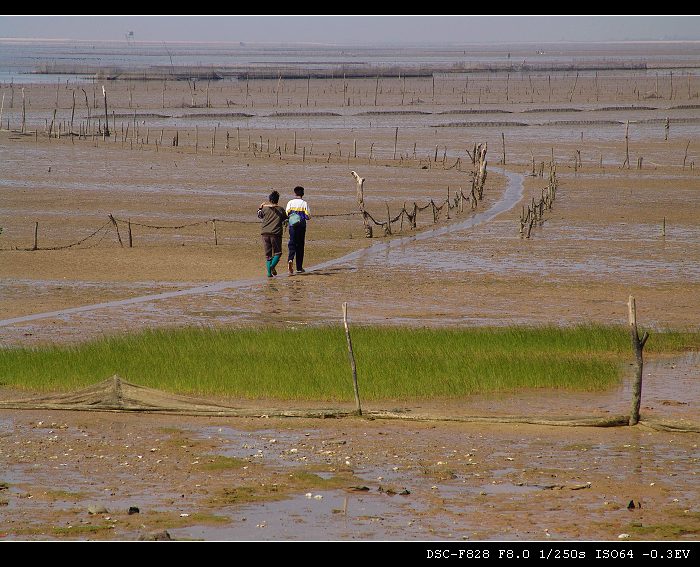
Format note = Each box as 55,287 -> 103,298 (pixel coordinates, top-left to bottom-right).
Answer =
0,16 -> 698,44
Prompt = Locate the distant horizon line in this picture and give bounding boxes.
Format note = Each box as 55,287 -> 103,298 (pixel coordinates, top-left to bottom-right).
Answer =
2,37 -> 700,46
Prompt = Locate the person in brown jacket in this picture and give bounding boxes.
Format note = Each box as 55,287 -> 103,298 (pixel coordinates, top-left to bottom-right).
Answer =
257,190 -> 288,277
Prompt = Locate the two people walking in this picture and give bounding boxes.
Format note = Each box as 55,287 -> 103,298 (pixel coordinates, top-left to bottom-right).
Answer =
258,186 -> 310,278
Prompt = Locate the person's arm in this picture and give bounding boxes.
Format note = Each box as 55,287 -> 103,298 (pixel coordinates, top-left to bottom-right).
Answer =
304,201 -> 311,220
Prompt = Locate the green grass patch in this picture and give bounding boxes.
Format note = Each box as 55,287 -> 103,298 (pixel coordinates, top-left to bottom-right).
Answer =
199,455 -> 249,471
1,325 -> 698,401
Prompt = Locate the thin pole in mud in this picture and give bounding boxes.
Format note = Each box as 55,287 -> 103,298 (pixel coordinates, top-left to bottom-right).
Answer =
102,86 -> 109,137
627,295 -> 649,426
683,140 -> 691,169
393,127 -> 398,160
32,222 -> 38,251
128,219 -> 133,248
195,125 -> 198,154
342,302 -> 362,416
212,219 -> 218,245
662,217 -> 666,237
665,117 -> 669,141
0,93 -> 4,130
70,90 -> 75,134
501,133 -> 506,165
21,87 -> 25,133
294,131 -> 297,155
374,75 -> 379,106
623,121 -> 630,169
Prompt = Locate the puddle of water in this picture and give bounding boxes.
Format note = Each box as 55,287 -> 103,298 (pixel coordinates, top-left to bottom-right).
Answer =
169,489 -> 424,541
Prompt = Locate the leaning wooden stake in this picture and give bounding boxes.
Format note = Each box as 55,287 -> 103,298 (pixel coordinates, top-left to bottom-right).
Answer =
351,170 -> 372,238
32,221 -> 38,251
109,214 -> 123,247
212,219 -> 218,245
628,295 -> 649,426
342,302 -> 362,416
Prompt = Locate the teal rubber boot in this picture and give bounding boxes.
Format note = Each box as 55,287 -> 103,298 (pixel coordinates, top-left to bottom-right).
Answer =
269,254 -> 281,275
265,259 -> 273,277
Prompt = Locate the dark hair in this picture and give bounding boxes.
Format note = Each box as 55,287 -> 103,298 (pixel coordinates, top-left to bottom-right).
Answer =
268,190 -> 280,204
293,186 -> 305,197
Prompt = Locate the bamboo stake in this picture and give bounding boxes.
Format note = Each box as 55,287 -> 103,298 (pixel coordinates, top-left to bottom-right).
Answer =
342,302 -> 362,416
627,295 -> 649,426
33,222 -> 38,251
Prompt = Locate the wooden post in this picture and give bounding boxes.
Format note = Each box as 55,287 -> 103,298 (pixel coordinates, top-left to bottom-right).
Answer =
128,219 -> 133,248
662,217 -> 666,237
102,85 -> 109,136
665,117 -> 669,141
21,87 -> 26,133
351,170 -> 372,238
385,202 -> 392,235
374,75 -> 379,106
109,214 -> 123,247
293,131 -> 297,155
501,132 -> 506,165
446,187 -> 450,219
342,302 -> 362,416
393,127 -> 398,160
623,121 -> 630,169
33,221 -> 38,250
195,125 -> 198,153
353,138 -> 357,158
0,93 -> 4,130
211,127 -> 216,155
627,295 -> 649,426
683,140 -> 691,168
212,219 -> 218,245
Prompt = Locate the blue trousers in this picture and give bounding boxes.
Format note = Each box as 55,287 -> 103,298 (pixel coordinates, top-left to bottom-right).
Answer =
288,222 -> 306,270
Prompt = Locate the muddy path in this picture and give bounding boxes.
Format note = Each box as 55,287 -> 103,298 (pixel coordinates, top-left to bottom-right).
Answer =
0,170 -> 522,329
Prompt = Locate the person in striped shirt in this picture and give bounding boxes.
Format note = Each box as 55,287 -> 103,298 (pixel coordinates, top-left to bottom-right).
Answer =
285,186 -> 311,274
